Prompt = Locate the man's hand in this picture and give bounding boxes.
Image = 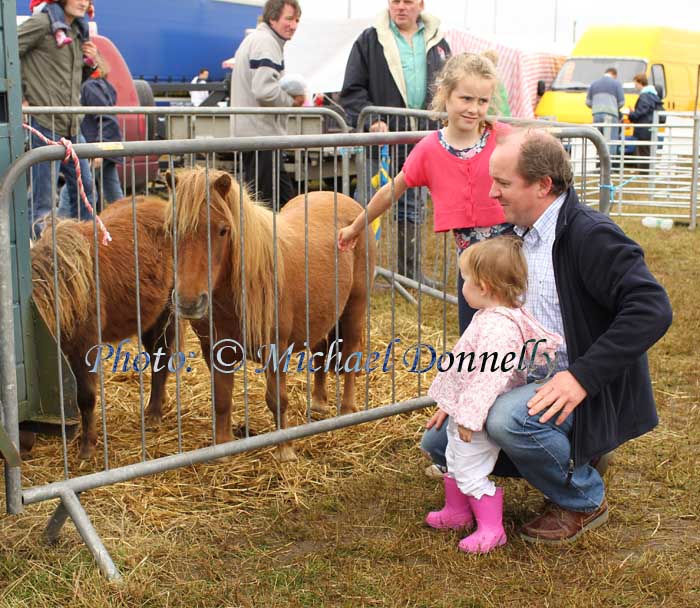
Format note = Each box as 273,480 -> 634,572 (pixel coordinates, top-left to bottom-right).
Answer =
527,370 -> 587,425
292,94 -> 306,107
457,425 -> 472,443
369,120 -> 388,133
425,409 -> 447,430
92,158 -> 103,169
82,41 -> 98,62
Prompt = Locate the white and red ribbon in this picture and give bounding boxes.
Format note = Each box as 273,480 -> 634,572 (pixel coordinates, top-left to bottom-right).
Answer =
23,123 -> 112,245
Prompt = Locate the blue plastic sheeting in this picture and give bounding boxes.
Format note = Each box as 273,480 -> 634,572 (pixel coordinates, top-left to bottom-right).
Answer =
16,0 -> 261,81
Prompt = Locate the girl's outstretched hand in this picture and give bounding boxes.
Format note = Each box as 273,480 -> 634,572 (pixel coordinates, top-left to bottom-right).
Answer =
337,226 -> 359,251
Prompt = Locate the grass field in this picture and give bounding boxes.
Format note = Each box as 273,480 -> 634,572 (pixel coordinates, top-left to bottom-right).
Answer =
1,214 -> 698,608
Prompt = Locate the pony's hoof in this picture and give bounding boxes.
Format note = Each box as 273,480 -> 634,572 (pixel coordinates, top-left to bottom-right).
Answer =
215,431 -> 234,445
275,445 -> 298,462
78,444 -> 96,460
340,404 -> 359,415
310,399 -> 330,415
19,430 -> 36,458
145,412 -> 163,427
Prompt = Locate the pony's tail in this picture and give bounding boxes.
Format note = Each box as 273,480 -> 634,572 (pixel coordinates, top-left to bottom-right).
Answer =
31,219 -> 95,338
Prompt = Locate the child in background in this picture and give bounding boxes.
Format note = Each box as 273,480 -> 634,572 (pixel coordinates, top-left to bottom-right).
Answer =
426,237 -> 562,554
338,53 -> 512,335
79,56 -> 124,206
30,0 -> 95,67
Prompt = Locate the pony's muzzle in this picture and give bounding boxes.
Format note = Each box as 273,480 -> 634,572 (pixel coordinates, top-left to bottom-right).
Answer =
176,292 -> 209,319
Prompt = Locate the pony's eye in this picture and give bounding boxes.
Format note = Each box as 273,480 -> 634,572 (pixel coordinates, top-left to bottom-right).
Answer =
218,225 -> 229,237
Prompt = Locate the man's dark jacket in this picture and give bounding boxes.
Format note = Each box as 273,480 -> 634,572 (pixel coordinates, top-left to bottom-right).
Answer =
494,187 -> 672,476
629,88 -> 664,141
339,13 -> 450,131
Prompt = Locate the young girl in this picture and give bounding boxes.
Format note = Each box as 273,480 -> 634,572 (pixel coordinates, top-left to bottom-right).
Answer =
338,52 -> 512,335
426,237 -> 562,554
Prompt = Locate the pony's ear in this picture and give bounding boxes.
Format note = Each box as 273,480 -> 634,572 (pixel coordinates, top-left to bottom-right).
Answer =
213,173 -> 232,198
164,171 -> 178,191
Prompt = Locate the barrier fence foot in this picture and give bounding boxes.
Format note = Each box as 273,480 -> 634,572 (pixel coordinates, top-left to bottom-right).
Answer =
58,488 -> 123,583
374,268 -> 416,305
375,266 -> 457,306
44,497 -> 70,544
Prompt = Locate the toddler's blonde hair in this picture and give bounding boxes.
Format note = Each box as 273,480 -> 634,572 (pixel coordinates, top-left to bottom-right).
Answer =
459,237 -> 527,308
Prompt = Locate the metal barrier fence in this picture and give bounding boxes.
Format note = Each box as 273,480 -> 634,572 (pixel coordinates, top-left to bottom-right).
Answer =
2,125 -> 609,581
574,112 -> 698,228
23,106 -> 354,207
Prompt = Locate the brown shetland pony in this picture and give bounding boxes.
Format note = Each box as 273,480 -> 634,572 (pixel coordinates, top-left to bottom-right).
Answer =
31,197 -> 176,459
167,168 -> 376,461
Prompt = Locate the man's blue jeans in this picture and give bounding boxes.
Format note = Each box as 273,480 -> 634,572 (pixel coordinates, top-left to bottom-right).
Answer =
59,158 -> 124,211
30,119 -> 95,236
420,382 -> 605,512
592,112 -> 621,159
97,159 -> 125,204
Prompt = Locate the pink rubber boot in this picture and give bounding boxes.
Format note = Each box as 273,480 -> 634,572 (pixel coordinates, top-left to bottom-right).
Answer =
54,29 -> 73,48
425,475 -> 474,530
458,487 -> 507,554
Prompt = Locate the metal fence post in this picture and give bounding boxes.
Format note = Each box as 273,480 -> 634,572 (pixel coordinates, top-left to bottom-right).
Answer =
1,0 -> 26,516
690,115 -> 699,230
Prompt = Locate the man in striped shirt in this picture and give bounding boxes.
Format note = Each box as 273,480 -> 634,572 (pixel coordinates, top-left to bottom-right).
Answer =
421,129 -> 672,544
484,129 -> 671,543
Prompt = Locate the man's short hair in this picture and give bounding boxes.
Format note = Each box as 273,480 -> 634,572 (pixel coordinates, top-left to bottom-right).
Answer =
605,67 -> 618,77
262,0 -> 301,23
516,131 -> 574,197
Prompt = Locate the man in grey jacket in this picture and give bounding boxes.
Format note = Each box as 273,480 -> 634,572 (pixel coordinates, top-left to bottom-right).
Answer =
230,0 -> 304,208
586,67 -> 625,158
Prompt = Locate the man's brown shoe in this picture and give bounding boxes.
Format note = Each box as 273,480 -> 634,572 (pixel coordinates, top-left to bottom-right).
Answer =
519,499 -> 608,544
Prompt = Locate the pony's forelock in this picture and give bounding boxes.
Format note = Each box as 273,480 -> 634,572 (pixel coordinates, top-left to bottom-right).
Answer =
167,168 -> 239,237
170,168 -> 278,351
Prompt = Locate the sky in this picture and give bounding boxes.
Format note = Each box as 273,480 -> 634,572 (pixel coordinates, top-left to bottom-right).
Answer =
297,0 -> 700,53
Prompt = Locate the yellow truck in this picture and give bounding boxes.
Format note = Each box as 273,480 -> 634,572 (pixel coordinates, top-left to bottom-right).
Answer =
535,25 -> 700,123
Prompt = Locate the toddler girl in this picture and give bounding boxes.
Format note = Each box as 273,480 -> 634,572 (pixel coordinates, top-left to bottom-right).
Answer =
426,237 -> 562,554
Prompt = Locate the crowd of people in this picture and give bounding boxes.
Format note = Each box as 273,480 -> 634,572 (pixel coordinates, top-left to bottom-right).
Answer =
18,0 -> 673,555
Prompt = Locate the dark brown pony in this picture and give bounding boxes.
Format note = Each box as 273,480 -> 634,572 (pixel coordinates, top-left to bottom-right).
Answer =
32,197 -> 176,459
167,168 -> 376,461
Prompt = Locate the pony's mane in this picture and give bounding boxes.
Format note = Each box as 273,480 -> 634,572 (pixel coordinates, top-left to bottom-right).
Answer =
31,220 -> 95,338
168,168 -> 281,351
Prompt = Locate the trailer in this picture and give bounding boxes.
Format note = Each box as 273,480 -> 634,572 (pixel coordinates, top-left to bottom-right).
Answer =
15,0 -> 263,82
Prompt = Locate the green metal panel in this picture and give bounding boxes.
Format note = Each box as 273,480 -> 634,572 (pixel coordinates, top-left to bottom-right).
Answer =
1,0 -> 34,416
1,1 -> 78,433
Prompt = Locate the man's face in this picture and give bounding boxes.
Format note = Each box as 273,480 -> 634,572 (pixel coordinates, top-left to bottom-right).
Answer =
202,70 -> 210,80
269,3 -> 300,40
488,141 -> 544,228
63,0 -> 90,20
388,0 -> 424,30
